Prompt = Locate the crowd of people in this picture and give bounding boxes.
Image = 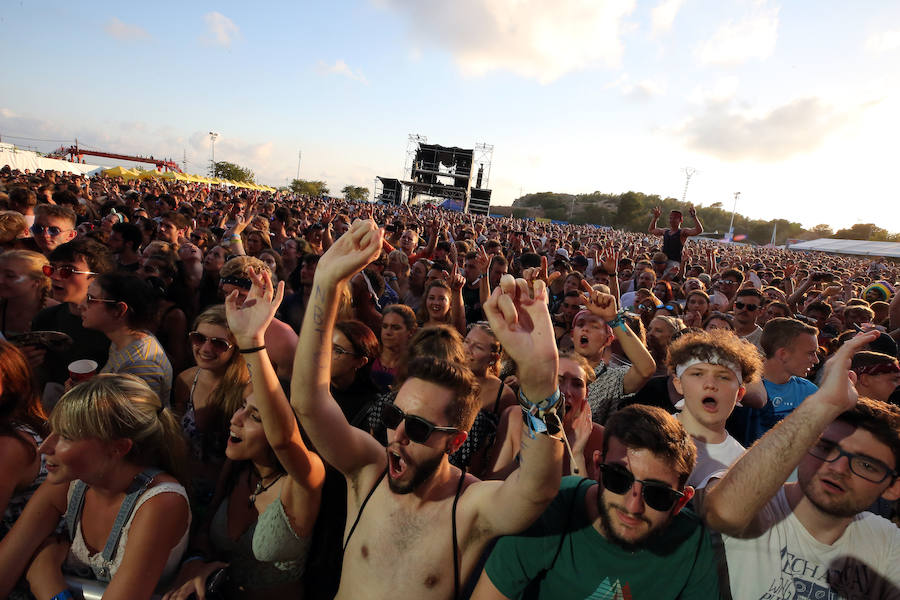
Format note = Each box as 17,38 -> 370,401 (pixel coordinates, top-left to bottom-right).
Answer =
0,164 -> 899,599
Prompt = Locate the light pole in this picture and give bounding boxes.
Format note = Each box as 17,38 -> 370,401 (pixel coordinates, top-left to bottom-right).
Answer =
727,192 -> 740,242
297,149 -> 302,181
208,131 -> 219,178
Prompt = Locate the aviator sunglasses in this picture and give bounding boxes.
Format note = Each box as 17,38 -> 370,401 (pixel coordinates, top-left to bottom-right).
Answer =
31,224 -> 73,237
734,301 -> 760,311
381,403 -> 459,444
598,463 -> 685,512
188,331 -> 234,354
42,264 -> 99,279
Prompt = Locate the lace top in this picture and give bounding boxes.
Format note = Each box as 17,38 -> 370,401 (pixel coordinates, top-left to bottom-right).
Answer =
64,481 -> 190,586
209,493 -> 313,589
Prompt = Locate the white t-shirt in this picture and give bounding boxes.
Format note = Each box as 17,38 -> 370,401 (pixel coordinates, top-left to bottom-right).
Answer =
687,433 -> 745,489
723,487 -> 900,600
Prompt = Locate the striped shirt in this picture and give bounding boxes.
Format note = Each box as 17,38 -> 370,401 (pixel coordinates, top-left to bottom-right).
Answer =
101,333 -> 173,404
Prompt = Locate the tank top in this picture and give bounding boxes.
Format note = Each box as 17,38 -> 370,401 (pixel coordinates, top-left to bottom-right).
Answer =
661,229 -> 684,262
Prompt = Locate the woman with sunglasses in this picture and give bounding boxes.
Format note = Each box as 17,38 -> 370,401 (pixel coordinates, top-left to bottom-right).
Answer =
0,250 -> 58,338
174,305 -> 251,509
164,269 -> 324,600
80,272 -> 173,404
0,374 -> 190,600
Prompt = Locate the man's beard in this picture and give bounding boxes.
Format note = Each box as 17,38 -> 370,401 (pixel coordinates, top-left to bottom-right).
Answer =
799,472 -> 869,519
596,491 -> 666,552
388,453 -> 444,495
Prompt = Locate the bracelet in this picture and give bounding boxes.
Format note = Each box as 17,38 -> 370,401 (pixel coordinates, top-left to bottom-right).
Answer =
182,554 -> 207,564
238,345 -> 266,354
51,590 -> 74,600
607,309 -> 629,332
518,388 -> 563,438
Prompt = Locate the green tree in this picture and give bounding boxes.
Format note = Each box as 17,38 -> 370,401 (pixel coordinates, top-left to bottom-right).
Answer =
810,224 -> 833,237
212,161 -> 255,183
342,185 -> 370,202
290,179 -> 330,196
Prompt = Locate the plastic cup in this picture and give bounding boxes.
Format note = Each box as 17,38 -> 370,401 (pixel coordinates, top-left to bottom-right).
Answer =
68,359 -> 98,383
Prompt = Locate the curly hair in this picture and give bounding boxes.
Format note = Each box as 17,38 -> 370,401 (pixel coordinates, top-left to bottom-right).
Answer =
666,329 -> 762,384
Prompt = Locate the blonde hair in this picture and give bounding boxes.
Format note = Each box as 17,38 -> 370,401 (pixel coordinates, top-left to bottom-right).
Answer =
0,249 -> 51,305
0,210 -> 27,244
220,255 -> 271,280
50,374 -> 188,486
193,305 -> 250,425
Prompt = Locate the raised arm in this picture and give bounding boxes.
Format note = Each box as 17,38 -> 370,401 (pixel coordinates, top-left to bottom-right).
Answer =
684,205 -> 703,236
290,220 -> 386,477
468,273 -> 563,535
648,206 -> 664,236
702,331 -> 880,536
226,269 -> 326,492
581,291 -> 655,393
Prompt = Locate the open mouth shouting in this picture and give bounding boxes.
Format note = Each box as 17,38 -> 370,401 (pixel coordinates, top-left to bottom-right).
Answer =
701,396 -> 719,412
388,448 -> 408,479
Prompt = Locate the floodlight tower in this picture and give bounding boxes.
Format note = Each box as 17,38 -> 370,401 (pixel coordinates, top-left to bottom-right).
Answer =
681,167 -> 696,203
208,132 -> 219,177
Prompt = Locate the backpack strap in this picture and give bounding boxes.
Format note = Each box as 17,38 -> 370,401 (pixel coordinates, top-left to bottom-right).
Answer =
343,468 -> 387,554
451,467 -> 466,600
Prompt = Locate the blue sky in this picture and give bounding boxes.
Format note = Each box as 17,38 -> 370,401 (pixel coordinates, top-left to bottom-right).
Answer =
2,0 -> 899,232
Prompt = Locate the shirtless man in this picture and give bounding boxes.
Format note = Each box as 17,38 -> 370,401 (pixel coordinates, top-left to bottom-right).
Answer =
648,206 -> 703,269
292,219 -> 563,599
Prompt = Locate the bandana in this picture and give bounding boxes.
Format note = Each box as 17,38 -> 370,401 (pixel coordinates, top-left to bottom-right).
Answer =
675,353 -> 743,384
855,363 -> 900,376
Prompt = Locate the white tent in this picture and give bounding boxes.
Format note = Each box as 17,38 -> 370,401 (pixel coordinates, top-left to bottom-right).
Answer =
0,144 -> 102,176
788,238 -> 900,258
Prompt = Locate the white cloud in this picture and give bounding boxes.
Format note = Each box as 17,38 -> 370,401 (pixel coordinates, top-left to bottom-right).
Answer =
0,108 -> 17,119
865,30 -> 900,54
695,1 -> 779,66
103,17 -> 151,41
687,76 -> 740,104
650,0 -> 684,35
673,97 -> 851,162
316,59 -> 369,84
608,74 -> 666,101
376,0 -> 636,83
203,12 -> 240,47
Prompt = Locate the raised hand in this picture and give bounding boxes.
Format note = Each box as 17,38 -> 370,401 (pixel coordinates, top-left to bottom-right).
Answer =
814,330 -> 880,413
578,290 -> 619,322
483,274 -> 557,400
225,268 -> 284,348
316,219 -> 383,285
652,206 -> 662,218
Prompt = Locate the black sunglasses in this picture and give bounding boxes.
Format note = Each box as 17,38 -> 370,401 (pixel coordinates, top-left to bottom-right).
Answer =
598,463 -> 684,512
734,301 -> 760,311
381,403 -> 459,444
31,223 -> 72,237
220,275 -> 253,290
188,331 -> 234,354
42,264 -> 98,279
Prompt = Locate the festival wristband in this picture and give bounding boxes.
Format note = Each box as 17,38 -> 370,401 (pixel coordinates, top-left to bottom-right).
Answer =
238,345 -> 266,354
607,309 -> 629,332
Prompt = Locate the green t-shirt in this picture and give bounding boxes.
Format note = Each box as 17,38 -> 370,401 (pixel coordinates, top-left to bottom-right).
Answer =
485,476 -> 719,599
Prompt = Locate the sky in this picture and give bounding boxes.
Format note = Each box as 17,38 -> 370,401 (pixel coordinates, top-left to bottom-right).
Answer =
2,0 -> 899,232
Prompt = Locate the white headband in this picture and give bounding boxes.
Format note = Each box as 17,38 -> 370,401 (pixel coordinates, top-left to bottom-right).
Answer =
675,354 -> 742,384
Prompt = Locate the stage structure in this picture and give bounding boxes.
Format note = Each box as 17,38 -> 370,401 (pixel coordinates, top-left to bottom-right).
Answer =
374,135 -> 493,215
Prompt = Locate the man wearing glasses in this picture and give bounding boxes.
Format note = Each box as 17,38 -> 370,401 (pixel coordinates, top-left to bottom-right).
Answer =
732,288 -> 764,349
31,204 -> 77,256
292,220 -> 563,600
473,405 -> 719,598
29,238 -> 114,395
701,331 -> 900,599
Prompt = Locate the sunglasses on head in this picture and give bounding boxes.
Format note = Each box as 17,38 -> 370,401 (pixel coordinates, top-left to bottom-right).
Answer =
380,403 -> 459,444
598,463 -> 684,512
220,275 -> 253,290
42,264 -> 98,279
31,224 -> 72,237
734,301 -> 760,311
188,331 -> 234,354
